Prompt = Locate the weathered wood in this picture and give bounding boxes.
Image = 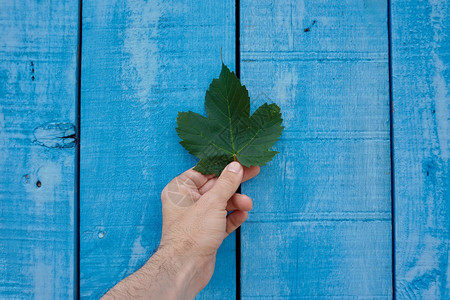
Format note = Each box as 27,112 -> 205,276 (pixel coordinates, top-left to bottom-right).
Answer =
239,0 -> 392,298
390,0 -> 449,298
0,1 -> 78,298
79,0 -> 236,298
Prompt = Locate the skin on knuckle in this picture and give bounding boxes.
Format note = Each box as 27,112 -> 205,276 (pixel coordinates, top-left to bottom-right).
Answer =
161,178 -> 177,198
161,186 -> 168,201
177,173 -> 188,182
219,175 -> 237,191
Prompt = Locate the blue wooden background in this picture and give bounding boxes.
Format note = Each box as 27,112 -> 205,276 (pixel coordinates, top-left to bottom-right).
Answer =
0,0 -> 448,299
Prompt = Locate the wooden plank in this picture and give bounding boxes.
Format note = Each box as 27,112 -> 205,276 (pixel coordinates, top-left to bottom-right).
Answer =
390,1 -> 450,298
239,1 -> 392,298
79,0 -> 236,298
0,1 -> 78,299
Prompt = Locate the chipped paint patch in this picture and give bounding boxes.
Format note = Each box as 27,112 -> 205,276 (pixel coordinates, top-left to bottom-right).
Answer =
33,123 -> 76,149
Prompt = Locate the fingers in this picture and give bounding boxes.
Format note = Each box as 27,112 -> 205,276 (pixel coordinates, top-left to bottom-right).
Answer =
226,193 -> 253,212
199,178 -> 217,195
177,168 -> 215,189
162,168 -> 214,206
199,165 -> 260,195
242,166 -> 260,182
203,162 -> 243,207
226,210 -> 248,235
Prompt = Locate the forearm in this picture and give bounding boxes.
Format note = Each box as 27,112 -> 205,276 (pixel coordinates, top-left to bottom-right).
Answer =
101,245 -> 200,300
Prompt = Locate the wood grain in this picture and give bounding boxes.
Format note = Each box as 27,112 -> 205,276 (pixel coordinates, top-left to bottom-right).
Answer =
390,0 -> 450,298
1,1 -> 447,298
239,0 -> 393,298
79,0 -> 236,298
0,1 -> 78,298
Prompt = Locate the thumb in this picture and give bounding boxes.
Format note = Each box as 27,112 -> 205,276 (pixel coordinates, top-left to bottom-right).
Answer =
203,161 -> 243,207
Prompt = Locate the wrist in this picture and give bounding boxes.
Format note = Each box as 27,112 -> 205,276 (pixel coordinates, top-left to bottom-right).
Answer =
145,243 -> 206,299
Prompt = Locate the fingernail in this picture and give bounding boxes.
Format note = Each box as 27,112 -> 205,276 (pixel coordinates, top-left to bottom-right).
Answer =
227,162 -> 242,173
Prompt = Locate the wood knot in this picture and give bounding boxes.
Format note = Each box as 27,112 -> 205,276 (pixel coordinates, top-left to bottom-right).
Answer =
33,122 -> 76,148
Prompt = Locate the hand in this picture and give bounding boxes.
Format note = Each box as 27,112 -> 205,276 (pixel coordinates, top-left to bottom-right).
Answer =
159,162 -> 259,295
102,162 -> 259,299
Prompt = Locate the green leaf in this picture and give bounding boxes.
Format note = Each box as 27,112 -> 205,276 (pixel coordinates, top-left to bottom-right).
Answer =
176,63 -> 284,176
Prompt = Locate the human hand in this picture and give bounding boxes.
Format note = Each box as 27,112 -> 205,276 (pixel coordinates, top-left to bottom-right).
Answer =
102,162 -> 259,300
159,161 -> 260,296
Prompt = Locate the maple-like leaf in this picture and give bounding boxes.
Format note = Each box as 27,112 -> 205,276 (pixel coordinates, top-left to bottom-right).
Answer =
176,63 -> 284,176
